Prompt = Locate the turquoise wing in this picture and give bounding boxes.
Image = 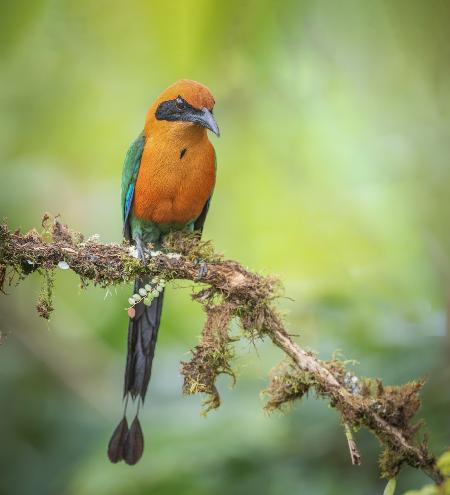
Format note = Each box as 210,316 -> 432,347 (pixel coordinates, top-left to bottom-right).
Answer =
121,132 -> 145,240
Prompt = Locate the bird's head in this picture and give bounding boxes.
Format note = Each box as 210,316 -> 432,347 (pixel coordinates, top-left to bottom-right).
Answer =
145,79 -> 219,139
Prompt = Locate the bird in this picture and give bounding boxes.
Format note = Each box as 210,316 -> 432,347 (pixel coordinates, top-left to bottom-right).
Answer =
107,80 -> 220,465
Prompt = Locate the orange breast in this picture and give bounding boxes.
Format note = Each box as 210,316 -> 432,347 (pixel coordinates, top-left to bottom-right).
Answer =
133,133 -> 216,225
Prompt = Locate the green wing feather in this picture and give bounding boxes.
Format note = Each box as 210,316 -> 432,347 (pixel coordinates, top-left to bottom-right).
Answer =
121,132 -> 145,240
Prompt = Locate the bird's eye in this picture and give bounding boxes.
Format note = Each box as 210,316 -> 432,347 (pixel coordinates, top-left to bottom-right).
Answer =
175,96 -> 185,110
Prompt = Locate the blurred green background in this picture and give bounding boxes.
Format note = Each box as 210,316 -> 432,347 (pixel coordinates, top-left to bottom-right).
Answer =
1,1 -> 449,494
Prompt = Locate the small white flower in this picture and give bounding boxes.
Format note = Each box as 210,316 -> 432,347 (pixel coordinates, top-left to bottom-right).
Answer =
128,297 -> 135,305
150,250 -> 162,257
58,261 -> 70,270
144,284 -> 152,291
132,293 -> 141,302
152,289 -> 159,297
139,288 -> 147,297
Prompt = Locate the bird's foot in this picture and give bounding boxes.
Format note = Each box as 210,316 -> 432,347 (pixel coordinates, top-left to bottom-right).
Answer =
135,237 -> 150,261
194,258 -> 208,279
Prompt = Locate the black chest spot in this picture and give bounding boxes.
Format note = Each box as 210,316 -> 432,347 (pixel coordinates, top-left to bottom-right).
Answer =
180,148 -> 187,160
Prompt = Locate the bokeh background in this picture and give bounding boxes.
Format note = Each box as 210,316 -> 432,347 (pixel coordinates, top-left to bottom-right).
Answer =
1,1 -> 449,494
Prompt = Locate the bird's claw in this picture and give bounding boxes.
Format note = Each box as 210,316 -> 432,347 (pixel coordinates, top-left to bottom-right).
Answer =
194,258 -> 208,279
136,237 -> 150,261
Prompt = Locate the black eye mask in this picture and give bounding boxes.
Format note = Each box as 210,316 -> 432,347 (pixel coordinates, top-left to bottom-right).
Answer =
155,95 -> 220,136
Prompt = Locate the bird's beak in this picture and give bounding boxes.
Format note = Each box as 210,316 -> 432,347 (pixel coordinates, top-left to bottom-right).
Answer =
187,107 -> 220,137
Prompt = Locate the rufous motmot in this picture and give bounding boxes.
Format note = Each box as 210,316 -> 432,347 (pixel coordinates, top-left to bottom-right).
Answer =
108,80 -> 219,465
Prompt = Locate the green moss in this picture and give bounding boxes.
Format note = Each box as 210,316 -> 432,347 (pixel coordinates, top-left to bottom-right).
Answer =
379,447 -> 407,479
263,360 -> 317,412
163,231 -> 222,263
181,302 -> 236,415
36,269 -> 54,320
120,253 -> 145,282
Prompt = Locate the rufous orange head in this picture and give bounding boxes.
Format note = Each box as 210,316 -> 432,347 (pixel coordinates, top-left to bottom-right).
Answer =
145,79 -> 219,138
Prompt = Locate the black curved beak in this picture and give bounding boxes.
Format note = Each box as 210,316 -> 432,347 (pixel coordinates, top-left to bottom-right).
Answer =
186,107 -> 220,137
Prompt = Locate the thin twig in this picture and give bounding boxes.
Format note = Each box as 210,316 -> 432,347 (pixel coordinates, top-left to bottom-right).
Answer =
344,423 -> 362,466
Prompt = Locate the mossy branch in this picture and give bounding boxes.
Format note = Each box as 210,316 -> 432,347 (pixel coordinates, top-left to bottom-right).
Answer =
0,215 -> 446,485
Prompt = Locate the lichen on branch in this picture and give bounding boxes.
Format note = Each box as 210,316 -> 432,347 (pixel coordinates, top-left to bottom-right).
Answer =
0,214 -> 446,485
